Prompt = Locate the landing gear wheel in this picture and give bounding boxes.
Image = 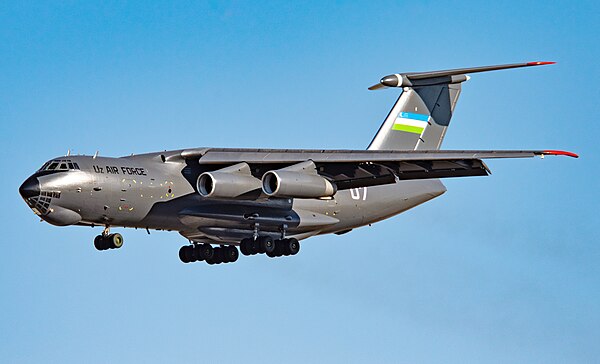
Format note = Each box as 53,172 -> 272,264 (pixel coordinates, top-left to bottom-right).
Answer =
94,234 -> 124,251
179,246 -> 192,263
287,238 -> 300,255
192,244 -> 206,261
240,238 -> 252,256
259,236 -> 275,254
280,239 -> 291,256
266,240 -> 281,258
198,244 -> 214,260
250,239 -> 260,255
182,245 -> 196,262
109,233 -> 124,249
94,235 -> 105,251
224,246 -> 239,263
274,240 -> 286,257
206,247 -> 221,264
215,248 -> 225,264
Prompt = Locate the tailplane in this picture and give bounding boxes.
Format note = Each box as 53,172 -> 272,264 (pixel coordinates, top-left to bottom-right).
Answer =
367,62 -> 555,151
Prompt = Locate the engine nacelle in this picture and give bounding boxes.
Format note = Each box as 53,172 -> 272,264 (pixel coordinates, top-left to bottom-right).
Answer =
262,161 -> 337,198
197,163 -> 261,198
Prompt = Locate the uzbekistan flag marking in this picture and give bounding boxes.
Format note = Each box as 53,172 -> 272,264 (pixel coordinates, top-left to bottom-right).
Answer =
392,112 -> 429,134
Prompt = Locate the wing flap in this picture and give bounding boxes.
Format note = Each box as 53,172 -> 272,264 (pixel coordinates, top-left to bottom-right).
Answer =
320,159 -> 490,190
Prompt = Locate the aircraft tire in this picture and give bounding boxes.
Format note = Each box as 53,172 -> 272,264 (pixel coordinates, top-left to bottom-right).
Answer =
250,239 -> 260,255
198,244 -> 214,260
240,238 -> 251,256
94,235 -> 105,251
256,239 -> 266,254
208,247 -> 223,264
179,246 -> 191,263
216,248 -> 225,263
108,233 -> 124,249
225,246 -> 239,263
280,239 -> 291,256
192,245 -> 205,262
287,238 -> 300,255
273,240 -> 285,257
259,236 -> 275,254
182,245 -> 196,262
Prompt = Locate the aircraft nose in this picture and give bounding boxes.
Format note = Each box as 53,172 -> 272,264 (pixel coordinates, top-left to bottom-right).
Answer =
19,176 -> 40,199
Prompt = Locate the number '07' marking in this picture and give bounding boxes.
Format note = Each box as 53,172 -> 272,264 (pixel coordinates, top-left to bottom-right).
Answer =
350,187 -> 368,201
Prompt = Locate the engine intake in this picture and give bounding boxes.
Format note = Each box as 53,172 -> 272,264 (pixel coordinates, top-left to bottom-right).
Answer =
197,163 -> 261,198
262,161 -> 337,198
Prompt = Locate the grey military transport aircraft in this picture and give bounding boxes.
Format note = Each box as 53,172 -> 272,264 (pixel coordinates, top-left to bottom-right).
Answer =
19,62 -> 577,265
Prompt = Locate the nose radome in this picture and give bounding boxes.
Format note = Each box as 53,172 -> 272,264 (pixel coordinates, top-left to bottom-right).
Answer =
19,176 -> 40,199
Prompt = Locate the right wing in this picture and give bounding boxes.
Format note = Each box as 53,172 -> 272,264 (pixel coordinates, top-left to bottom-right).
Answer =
169,148 -> 578,191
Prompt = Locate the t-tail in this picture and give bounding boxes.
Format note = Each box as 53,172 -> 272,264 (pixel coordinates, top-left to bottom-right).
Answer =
367,62 -> 555,151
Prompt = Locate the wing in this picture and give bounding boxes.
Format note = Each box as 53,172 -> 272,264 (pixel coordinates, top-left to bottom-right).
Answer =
169,148 -> 577,191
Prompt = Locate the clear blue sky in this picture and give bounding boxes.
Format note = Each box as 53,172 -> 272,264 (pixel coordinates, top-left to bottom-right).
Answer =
1,1 -> 598,363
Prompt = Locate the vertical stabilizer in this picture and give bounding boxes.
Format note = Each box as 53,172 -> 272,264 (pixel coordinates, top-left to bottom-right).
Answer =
367,83 -> 462,150
366,62 -> 554,151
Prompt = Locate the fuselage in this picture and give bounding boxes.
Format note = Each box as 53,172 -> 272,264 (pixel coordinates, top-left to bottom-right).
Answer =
19,151 -> 446,243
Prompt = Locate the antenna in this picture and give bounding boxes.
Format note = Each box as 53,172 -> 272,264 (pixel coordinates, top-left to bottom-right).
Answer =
93,151 -> 99,159
66,149 -> 71,156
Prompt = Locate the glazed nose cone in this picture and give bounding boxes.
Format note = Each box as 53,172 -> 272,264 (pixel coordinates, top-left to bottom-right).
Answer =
19,176 -> 40,199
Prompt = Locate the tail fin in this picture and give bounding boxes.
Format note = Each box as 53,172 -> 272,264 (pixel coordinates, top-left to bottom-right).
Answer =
367,62 -> 555,151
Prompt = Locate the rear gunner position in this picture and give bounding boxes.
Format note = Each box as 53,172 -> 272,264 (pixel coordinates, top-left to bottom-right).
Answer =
19,62 -> 577,265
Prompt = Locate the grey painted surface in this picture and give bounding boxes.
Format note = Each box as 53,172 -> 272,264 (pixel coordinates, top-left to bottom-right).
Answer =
17,62 -> 574,254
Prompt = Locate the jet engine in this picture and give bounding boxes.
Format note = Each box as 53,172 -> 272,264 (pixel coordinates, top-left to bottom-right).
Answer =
262,160 -> 337,198
197,163 -> 262,198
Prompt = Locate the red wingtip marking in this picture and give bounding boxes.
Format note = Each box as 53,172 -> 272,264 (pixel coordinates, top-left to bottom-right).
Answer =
527,61 -> 556,66
543,150 -> 579,158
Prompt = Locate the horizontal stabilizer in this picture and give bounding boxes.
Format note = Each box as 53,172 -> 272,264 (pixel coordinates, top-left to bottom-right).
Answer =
368,61 -> 555,90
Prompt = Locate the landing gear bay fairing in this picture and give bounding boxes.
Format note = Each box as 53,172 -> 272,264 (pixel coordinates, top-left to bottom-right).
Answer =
19,62 -> 577,265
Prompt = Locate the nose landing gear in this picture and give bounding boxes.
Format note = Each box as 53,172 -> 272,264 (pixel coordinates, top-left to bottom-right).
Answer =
94,226 -> 123,251
94,233 -> 124,251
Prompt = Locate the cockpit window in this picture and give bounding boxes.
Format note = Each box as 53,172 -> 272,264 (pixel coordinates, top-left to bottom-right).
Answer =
38,159 -> 81,172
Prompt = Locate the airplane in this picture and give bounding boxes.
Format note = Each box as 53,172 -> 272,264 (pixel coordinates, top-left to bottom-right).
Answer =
18,62 -> 578,265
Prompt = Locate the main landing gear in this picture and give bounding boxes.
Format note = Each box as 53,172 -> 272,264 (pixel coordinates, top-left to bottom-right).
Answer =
179,244 -> 239,265
178,237 -> 300,265
94,227 -> 124,251
239,236 -> 300,258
